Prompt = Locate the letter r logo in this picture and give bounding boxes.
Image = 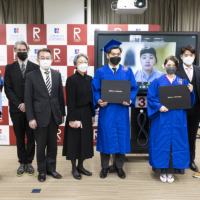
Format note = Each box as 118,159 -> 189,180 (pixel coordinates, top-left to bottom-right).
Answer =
33,27 -> 40,39
74,28 -> 81,39
54,48 -> 61,59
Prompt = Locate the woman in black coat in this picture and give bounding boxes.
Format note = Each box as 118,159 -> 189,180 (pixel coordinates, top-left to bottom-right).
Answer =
62,53 -> 95,180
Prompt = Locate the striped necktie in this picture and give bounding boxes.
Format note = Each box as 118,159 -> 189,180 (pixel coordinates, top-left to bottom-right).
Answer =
44,71 -> 51,96
21,63 -> 25,78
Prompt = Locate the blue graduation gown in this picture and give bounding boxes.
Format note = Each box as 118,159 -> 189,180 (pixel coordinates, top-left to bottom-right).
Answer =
147,75 -> 195,169
92,65 -> 139,155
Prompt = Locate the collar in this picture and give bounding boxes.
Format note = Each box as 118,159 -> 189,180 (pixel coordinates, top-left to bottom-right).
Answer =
40,67 -> 51,74
108,63 -> 120,70
142,69 -> 155,79
18,59 -> 28,67
166,74 -> 176,84
183,63 -> 193,70
76,70 -> 85,77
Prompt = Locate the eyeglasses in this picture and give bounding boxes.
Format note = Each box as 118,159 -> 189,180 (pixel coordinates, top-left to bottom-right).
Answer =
39,57 -> 51,60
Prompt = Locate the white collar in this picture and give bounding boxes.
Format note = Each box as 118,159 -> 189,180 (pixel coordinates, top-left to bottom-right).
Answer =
108,63 -> 120,70
183,63 -> 193,70
40,67 -> 51,73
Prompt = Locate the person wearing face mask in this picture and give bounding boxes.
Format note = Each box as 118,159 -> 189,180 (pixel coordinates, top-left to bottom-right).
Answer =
147,55 -> 194,183
4,41 -> 39,177
175,46 -> 200,174
92,39 -> 139,179
25,48 -> 65,182
135,47 -> 165,82
62,53 -> 95,180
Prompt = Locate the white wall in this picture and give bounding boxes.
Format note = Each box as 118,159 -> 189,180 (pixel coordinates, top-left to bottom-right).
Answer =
44,0 -> 84,24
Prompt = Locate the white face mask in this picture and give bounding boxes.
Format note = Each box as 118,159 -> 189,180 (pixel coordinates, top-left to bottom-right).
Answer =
183,56 -> 194,66
77,64 -> 88,73
40,60 -> 51,70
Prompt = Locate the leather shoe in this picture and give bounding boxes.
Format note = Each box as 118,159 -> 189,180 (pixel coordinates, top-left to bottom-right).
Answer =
116,168 -> 126,179
47,171 -> 62,179
100,168 -> 108,179
72,170 -> 82,180
77,168 -> 92,176
38,173 -> 46,182
190,162 -> 199,172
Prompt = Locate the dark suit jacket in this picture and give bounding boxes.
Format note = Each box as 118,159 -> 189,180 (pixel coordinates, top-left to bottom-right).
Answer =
176,64 -> 200,103
4,60 -> 39,113
25,68 -> 66,127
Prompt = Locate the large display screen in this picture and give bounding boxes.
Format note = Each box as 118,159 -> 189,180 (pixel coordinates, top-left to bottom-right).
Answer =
94,32 -> 200,93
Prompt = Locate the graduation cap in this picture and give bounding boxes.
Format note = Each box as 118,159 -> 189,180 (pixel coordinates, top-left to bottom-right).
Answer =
100,39 -> 122,65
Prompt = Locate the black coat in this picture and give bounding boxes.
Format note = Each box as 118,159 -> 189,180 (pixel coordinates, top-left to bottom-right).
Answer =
25,68 -> 66,127
62,71 -> 95,160
4,60 -> 39,113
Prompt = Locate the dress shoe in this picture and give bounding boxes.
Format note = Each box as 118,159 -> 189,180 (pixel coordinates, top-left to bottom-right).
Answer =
77,168 -> 92,176
47,171 -> 62,179
190,162 -> 199,172
100,168 -> 108,179
17,164 -> 25,177
72,170 -> 82,180
38,173 -> 46,182
26,163 -> 34,176
116,168 -> 126,179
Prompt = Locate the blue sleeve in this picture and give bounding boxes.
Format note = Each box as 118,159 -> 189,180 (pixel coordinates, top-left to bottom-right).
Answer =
183,79 -> 195,108
129,68 -> 139,108
0,75 -> 3,85
147,79 -> 162,119
91,69 -> 101,109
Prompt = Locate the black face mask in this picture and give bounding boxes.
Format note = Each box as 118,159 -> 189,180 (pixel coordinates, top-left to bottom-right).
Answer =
110,56 -> 121,65
166,66 -> 177,75
17,52 -> 28,61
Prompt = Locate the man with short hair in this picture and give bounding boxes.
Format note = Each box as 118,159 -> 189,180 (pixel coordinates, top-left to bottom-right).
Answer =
25,48 -> 65,182
4,41 -> 39,176
176,45 -> 200,173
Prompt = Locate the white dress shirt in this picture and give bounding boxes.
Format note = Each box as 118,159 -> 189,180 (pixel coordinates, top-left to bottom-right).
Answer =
108,63 -> 120,73
18,59 -> 28,70
183,63 -> 193,81
40,67 -> 52,85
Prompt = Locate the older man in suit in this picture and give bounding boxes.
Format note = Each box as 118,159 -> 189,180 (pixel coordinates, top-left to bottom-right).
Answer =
4,41 -> 39,177
25,48 -> 65,182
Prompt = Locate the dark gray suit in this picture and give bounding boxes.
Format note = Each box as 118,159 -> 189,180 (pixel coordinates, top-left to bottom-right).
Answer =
25,68 -> 65,173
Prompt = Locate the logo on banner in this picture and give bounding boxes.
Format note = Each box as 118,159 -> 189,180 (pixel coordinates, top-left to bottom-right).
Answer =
14,28 -> 19,33
75,49 -> 80,54
114,28 -> 121,31
53,48 -> 61,63
136,28 -> 141,31
74,28 -> 81,42
49,28 -> 64,41
0,129 -> 2,134
33,27 -> 40,41
95,28 -> 100,31
54,28 -> 59,33
34,49 -> 39,54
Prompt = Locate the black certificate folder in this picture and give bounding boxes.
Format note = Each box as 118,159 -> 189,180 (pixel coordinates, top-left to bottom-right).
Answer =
159,85 -> 191,110
101,80 -> 131,104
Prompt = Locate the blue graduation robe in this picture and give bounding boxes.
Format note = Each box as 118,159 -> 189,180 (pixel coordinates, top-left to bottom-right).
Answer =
147,74 -> 195,169
92,65 -> 139,155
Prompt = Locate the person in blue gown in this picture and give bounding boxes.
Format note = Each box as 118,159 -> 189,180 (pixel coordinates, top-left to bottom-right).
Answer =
0,75 -> 4,118
147,56 -> 195,183
91,39 -> 139,179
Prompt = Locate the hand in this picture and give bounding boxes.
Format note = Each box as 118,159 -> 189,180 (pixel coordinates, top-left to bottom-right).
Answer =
122,100 -> 132,106
29,119 -> 37,129
159,106 -> 169,112
62,116 -> 64,124
187,84 -> 193,93
69,121 -> 83,129
92,117 -> 95,125
98,99 -> 108,107
19,103 -> 26,112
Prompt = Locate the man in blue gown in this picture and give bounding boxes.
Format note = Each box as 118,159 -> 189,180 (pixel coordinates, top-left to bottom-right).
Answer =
91,39 -> 139,179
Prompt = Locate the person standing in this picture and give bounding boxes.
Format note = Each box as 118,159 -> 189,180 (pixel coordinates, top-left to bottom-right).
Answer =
25,48 -> 65,182
92,39 -> 139,179
63,53 -> 95,180
4,41 -> 39,176
176,46 -> 200,172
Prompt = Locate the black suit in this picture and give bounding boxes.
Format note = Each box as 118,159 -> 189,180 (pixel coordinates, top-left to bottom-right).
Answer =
25,68 -> 65,173
176,65 -> 200,163
4,60 -> 39,164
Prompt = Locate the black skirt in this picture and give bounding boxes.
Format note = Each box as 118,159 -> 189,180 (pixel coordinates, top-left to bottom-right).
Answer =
62,103 -> 94,160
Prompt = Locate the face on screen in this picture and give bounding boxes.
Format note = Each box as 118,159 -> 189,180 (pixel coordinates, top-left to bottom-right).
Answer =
140,53 -> 156,71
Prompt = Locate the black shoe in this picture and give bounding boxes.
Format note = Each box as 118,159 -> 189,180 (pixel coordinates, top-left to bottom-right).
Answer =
46,171 -> 62,179
72,170 -> 82,180
190,162 -> 199,172
17,164 -> 26,177
77,168 -> 92,176
26,163 -> 34,176
116,168 -> 126,179
100,168 -> 108,179
38,173 -> 46,182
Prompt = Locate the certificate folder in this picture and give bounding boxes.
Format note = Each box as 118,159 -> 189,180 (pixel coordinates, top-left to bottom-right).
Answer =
101,80 -> 130,104
159,85 -> 191,110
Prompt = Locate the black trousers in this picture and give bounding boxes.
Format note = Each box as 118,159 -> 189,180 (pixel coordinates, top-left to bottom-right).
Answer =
187,104 -> 200,163
10,112 -> 35,164
100,152 -> 125,169
34,113 -> 58,173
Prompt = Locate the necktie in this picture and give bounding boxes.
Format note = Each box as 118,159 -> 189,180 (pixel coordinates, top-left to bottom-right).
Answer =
44,71 -> 51,96
186,67 -> 192,82
21,63 -> 25,78
112,68 -> 117,76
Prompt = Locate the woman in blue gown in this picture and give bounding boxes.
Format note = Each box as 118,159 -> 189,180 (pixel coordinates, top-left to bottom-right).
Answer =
147,56 -> 195,183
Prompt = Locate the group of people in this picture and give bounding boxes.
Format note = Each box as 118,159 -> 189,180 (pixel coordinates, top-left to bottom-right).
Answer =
1,39 -> 200,183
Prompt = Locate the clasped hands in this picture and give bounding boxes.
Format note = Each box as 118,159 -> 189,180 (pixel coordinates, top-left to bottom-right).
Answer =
69,117 -> 95,129
97,99 -> 132,107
